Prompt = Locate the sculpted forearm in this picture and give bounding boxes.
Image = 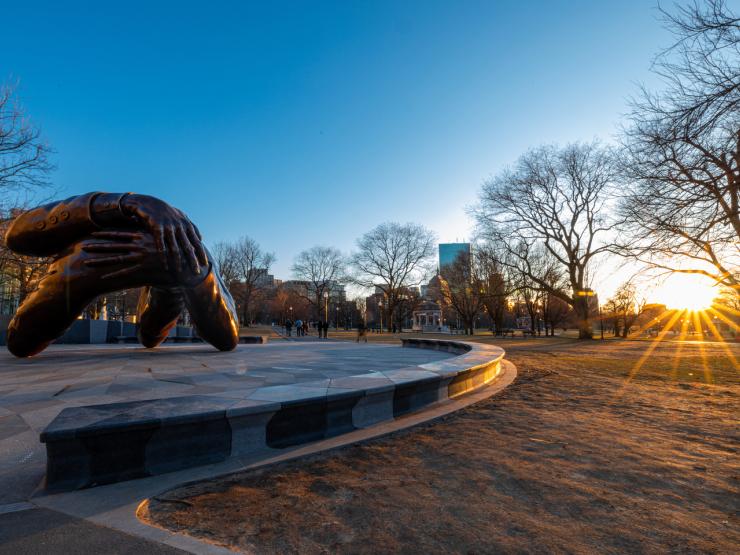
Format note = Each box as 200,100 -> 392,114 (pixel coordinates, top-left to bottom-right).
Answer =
4,192 -> 136,256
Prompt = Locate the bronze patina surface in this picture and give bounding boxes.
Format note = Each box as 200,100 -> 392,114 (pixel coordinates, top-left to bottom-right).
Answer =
4,192 -> 239,357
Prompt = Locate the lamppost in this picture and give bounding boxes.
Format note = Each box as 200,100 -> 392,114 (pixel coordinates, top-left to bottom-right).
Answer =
323,291 -> 329,323
335,305 -> 339,330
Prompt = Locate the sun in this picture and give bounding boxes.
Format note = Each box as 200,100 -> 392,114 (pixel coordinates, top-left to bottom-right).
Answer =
652,273 -> 717,311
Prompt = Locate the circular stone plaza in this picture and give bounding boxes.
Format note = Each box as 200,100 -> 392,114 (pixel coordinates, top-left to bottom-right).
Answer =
0,336 -> 514,553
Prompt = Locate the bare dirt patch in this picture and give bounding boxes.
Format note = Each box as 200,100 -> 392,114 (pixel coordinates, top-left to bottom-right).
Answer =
140,340 -> 739,554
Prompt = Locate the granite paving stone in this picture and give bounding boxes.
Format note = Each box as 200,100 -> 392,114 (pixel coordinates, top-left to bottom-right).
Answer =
0,341 -> 458,500
0,414 -> 31,440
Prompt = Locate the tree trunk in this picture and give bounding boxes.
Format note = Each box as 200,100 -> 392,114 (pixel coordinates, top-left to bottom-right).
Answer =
241,300 -> 249,327
574,297 -> 593,339
497,309 -> 504,334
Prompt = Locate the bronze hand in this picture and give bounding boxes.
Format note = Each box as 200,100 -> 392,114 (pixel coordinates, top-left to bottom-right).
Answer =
119,194 -> 208,273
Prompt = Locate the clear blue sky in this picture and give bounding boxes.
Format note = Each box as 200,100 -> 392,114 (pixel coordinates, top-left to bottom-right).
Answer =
1,0 -> 675,282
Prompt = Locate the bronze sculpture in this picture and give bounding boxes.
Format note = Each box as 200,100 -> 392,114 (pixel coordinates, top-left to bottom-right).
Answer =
4,192 -> 239,357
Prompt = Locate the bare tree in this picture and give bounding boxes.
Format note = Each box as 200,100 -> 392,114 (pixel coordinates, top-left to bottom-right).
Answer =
607,281 -> 647,338
0,83 -> 54,207
0,84 -> 54,315
291,246 -> 346,320
476,245 -> 512,335
439,250 -> 487,335
542,290 -> 570,336
539,258 -> 570,336
713,285 -> 739,337
476,142 -> 618,338
0,208 -> 49,312
512,262 -> 542,335
619,0 -> 739,295
509,245 -> 566,336
601,297 -> 621,336
213,236 -> 274,326
211,241 -> 240,286
350,222 -> 435,332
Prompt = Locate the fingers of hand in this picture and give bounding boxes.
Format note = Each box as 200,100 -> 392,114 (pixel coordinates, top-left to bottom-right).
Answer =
154,226 -> 168,271
82,242 -> 145,253
101,264 -> 144,280
165,226 -> 181,272
185,222 -> 209,267
176,225 -> 200,274
83,253 -> 144,268
91,231 -> 144,241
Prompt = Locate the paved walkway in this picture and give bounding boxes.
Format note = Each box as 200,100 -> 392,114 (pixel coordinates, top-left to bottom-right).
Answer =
0,507 -> 186,554
0,339 -> 515,554
0,341 -> 453,505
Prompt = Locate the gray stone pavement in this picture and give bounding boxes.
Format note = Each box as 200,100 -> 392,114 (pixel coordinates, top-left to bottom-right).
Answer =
0,338 -> 513,554
0,341 -> 453,505
0,507 -> 187,554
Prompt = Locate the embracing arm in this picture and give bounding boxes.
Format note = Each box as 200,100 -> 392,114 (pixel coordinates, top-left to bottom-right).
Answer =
183,254 -> 240,351
4,192 -> 207,272
5,192 -> 134,256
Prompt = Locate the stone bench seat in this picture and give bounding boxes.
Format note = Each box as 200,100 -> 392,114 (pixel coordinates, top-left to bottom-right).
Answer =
40,339 -> 503,491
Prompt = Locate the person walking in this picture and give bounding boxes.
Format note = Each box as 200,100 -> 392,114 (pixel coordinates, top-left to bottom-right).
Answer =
302,320 -> 308,337
295,318 -> 303,337
285,319 -> 292,337
356,320 -> 368,343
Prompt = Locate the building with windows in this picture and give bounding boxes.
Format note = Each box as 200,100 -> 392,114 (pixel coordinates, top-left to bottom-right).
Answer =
438,242 -> 471,271
412,300 -> 443,332
282,280 -> 345,301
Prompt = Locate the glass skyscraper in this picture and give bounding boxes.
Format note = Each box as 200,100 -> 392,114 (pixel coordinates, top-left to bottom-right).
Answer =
438,243 -> 471,271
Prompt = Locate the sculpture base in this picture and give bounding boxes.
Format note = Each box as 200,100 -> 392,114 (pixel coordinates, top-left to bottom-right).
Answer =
0,340 -> 504,493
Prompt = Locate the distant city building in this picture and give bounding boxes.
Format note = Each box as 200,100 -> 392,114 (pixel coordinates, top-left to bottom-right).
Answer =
0,281 -> 20,316
438,243 -> 471,271
253,269 -> 276,288
412,300 -> 442,332
282,279 -> 346,302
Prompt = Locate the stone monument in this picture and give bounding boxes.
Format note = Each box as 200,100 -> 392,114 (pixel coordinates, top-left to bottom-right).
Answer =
4,192 -> 239,357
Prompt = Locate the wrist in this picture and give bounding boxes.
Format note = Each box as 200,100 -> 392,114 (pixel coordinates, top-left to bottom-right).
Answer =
91,192 -> 135,228
180,261 -> 212,288
119,192 -> 136,216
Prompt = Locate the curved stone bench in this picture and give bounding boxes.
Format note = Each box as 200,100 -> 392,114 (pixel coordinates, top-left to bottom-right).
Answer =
40,339 -> 505,491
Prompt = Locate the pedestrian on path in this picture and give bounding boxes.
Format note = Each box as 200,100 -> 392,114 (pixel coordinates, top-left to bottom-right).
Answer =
295,319 -> 303,337
356,321 -> 368,343
285,319 -> 292,337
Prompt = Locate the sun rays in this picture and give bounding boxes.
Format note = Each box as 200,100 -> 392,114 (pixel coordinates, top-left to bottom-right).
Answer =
618,303 -> 739,390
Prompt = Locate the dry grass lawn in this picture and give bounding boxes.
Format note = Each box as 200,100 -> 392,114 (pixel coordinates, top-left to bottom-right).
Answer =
140,338 -> 739,554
